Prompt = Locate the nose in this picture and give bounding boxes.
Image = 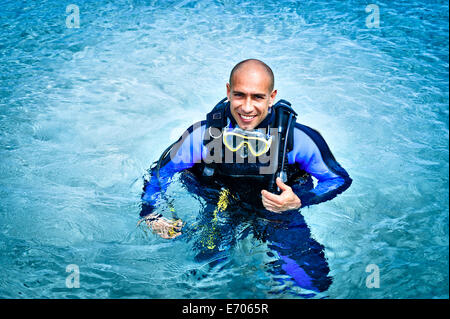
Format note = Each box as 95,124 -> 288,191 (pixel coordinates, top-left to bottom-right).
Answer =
241,97 -> 253,114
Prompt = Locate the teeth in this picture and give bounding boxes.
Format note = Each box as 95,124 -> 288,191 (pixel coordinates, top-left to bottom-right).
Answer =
241,115 -> 255,120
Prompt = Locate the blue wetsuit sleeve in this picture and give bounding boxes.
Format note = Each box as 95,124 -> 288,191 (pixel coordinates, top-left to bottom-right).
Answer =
287,123 -> 352,208
141,121 -> 206,216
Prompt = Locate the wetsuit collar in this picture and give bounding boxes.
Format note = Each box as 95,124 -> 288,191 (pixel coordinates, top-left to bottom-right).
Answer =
225,103 -> 275,129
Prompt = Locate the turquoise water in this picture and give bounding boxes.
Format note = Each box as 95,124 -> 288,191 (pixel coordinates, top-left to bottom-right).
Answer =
0,0 -> 448,298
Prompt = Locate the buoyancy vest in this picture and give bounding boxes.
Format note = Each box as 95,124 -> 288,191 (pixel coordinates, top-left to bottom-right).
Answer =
191,97 -> 306,193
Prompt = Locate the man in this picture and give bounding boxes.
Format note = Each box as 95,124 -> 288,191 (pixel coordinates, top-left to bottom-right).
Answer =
139,59 -> 352,293
141,59 -> 352,239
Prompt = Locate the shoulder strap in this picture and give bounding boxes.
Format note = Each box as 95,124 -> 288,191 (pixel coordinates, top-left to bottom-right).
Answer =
271,99 -> 298,152
273,99 -> 296,112
206,97 -> 228,129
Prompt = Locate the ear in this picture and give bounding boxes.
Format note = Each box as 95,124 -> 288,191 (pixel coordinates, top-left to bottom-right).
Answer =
269,89 -> 277,106
226,83 -> 231,101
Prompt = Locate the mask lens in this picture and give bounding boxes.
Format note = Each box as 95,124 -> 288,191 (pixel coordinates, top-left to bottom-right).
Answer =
224,132 -> 244,150
247,136 -> 270,156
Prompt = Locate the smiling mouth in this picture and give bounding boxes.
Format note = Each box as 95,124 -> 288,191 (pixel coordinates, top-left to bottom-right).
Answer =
239,114 -> 256,121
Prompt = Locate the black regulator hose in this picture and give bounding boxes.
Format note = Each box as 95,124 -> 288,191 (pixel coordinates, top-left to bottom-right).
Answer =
277,112 -> 294,193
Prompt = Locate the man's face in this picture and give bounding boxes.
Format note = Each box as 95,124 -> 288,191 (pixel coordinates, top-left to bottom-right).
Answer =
227,67 -> 277,130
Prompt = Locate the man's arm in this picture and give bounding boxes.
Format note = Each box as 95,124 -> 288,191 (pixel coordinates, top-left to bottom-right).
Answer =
289,123 -> 352,208
141,121 -> 206,216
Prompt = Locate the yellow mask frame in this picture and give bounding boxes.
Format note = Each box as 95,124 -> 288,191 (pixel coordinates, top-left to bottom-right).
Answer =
222,129 -> 273,157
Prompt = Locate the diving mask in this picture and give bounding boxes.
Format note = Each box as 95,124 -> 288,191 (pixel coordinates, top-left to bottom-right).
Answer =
223,127 -> 273,157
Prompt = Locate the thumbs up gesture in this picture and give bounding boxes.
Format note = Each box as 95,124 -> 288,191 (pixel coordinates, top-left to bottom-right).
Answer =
261,177 -> 302,213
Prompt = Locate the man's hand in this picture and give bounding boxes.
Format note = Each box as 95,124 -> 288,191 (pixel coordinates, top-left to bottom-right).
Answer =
261,177 -> 302,213
138,213 -> 183,239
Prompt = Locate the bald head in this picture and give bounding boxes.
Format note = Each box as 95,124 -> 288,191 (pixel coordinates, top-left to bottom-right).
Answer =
229,59 -> 274,93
